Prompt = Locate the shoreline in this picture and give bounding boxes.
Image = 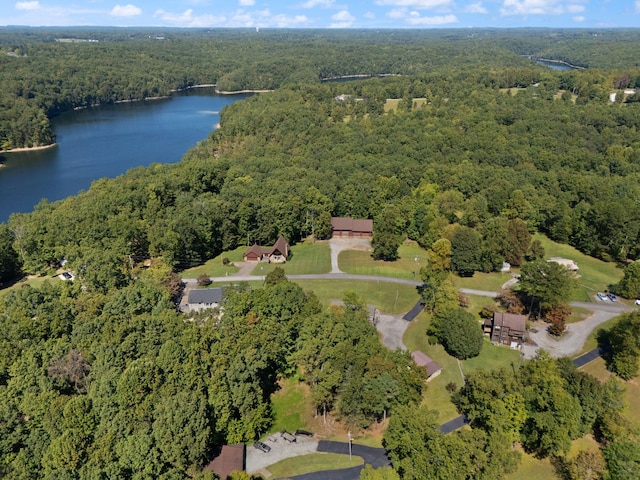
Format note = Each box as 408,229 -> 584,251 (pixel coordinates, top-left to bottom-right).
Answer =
0,143 -> 57,154
215,89 -> 273,95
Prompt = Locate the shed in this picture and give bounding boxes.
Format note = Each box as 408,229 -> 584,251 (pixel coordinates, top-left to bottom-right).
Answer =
204,444 -> 245,479
411,351 -> 442,381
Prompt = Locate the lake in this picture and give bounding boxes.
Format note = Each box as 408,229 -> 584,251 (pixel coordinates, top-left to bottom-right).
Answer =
0,88 -> 249,222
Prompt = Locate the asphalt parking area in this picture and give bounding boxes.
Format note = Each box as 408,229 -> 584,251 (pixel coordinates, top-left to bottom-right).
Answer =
246,434 -> 319,475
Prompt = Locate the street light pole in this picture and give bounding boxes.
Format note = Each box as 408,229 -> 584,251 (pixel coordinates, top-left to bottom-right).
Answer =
348,431 -> 352,460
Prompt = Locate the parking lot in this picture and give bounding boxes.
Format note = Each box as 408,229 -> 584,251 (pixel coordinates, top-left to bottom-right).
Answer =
246,433 -> 319,475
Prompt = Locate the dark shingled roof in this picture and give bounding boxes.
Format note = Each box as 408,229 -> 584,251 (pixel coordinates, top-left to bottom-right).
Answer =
411,351 -> 442,377
188,287 -> 225,305
331,217 -> 373,233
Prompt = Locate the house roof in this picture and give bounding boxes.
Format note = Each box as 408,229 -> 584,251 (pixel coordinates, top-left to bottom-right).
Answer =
205,444 -> 245,479
411,351 -> 442,377
331,217 -> 373,233
268,235 -> 289,256
188,287 -> 225,305
493,312 -> 526,332
245,243 -> 267,257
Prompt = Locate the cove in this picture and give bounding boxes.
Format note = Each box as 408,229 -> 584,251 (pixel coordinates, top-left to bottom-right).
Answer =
0,88 -> 250,223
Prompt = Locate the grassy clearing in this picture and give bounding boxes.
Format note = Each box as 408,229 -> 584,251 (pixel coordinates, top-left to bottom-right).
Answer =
580,315 -> 624,354
0,275 -> 53,298
580,358 -> 640,428
384,98 -> 401,112
452,271 -> 514,292
251,240 -> 331,276
339,241 -> 428,280
506,448 -> 558,480
269,378 -> 310,434
461,339 -> 522,374
265,453 -> 363,478
403,311 -> 463,423
292,279 -> 419,315
533,234 -> 623,302
179,246 -> 244,278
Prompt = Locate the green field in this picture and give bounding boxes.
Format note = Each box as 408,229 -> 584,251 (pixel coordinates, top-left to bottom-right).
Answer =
292,279 -> 419,315
269,377 -> 309,434
179,246 -> 244,277
533,234 -> 623,302
338,241 -> 428,280
265,453 -> 363,478
251,240 -> 331,276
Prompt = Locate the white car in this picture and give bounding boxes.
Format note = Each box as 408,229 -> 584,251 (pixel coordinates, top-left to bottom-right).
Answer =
596,292 -> 609,301
636,299 -> 640,306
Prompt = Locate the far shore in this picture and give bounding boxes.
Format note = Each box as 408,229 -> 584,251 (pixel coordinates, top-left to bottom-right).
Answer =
0,143 -> 57,154
215,89 -> 273,95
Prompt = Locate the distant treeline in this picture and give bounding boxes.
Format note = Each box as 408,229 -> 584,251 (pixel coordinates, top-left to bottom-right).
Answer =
3,28 -> 640,150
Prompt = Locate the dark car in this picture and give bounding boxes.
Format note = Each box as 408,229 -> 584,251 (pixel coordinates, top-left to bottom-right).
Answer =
607,293 -> 617,302
253,441 -> 271,453
295,429 -> 313,437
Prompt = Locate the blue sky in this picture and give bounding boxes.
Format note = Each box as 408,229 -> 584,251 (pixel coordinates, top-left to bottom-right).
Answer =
3,1 -> 640,29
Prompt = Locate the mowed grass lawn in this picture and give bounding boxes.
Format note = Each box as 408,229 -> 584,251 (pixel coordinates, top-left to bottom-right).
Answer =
179,246 -> 244,278
265,453 -> 363,479
293,279 -> 419,315
532,234 -> 623,302
251,240 -> 331,276
339,242 -> 428,281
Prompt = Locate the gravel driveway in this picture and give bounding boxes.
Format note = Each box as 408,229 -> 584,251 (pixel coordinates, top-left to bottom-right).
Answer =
246,435 -> 319,476
523,300 -> 633,359
374,312 -> 409,351
328,238 -> 372,273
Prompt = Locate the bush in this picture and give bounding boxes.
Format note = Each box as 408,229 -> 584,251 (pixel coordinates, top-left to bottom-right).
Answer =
197,273 -> 212,286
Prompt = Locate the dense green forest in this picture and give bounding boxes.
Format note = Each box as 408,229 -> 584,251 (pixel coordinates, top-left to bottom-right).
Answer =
2,28 -> 640,479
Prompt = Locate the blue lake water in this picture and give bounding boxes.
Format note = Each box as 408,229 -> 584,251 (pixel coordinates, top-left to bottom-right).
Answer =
0,88 -> 249,222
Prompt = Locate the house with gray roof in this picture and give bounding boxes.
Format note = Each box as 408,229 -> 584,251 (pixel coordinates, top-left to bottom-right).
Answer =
186,287 -> 225,313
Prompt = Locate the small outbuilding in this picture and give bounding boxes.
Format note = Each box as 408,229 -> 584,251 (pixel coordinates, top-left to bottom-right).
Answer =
331,217 -> 373,238
204,444 -> 245,479
411,351 -> 442,381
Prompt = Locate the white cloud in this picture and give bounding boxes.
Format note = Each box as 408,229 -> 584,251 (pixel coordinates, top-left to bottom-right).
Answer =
239,0 -> 255,6
387,7 -> 409,18
406,13 -> 458,24
110,4 -> 142,17
363,11 -> 376,19
15,1 -> 39,10
500,0 -> 563,16
330,9 -> 355,27
463,2 -> 488,14
300,0 -> 335,8
636,0 -> 640,13
153,8 -> 309,28
375,0 -> 452,10
573,15 -> 584,21
566,4 -> 584,13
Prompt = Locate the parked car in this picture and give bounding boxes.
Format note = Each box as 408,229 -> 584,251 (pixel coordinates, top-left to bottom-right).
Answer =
635,299 -> 640,306
295,429 -> 313,437
596,292 -> 609,301
281,431 -> 296,443
607,293 -> 618,302
254,442 -> 271,453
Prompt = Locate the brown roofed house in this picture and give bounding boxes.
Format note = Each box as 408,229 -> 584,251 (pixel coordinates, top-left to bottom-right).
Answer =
204,444 -> 245,479
489,312 -> 527,348
331,217 -> 373,238
243,236 -> 290,263
411,351 -> 442,381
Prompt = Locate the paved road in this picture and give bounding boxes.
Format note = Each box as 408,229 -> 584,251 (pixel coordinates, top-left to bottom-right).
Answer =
185,272 -> 423,286
403,299 -> 425,321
